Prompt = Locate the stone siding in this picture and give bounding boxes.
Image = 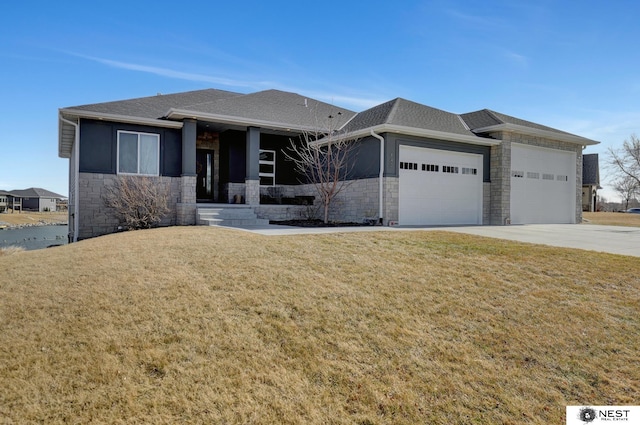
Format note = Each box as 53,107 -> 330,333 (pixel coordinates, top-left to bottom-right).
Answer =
223,182 -> 246,204
264,178 -> 396,224
78,173 -> 181,240
483,182 -> 491,225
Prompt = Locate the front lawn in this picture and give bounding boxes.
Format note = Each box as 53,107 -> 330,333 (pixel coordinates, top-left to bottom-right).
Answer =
0,227 -> 638,424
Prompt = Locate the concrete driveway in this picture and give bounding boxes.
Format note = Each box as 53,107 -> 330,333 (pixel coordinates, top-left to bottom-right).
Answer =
442,224 -> 640,257
230,223 -> 640,257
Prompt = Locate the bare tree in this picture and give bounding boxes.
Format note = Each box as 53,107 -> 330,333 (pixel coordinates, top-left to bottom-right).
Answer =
613,176 -> 640,211
286,112 -> 357,224
103,176 -> 170,230
608,134 -> 640,186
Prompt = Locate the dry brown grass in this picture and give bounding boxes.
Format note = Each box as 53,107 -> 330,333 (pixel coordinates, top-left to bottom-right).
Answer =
0,227 -> 638,424
0,210 -> 67,226
583,211 -> 640,227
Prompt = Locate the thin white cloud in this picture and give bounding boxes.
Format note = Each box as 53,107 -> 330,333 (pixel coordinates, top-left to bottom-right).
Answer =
505,51 -> 529,67
66,51 -> 384,111
75,53 -> 256,88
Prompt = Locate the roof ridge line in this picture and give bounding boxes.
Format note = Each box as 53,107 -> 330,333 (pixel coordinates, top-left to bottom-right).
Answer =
386,98 -> 402,123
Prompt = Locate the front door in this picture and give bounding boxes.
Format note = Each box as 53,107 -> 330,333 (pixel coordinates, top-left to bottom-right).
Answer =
196,149 -> 214,201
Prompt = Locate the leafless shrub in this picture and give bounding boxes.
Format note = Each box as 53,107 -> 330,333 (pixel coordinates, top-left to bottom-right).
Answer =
102,176 -> 169,230
285,111 -> 357,224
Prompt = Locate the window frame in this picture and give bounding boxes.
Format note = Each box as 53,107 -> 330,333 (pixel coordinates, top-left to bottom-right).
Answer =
259,149 -> 276,187
116,130 -> 160,176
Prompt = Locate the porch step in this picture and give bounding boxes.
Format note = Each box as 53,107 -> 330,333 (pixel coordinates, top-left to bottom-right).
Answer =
196,205 -> 269,227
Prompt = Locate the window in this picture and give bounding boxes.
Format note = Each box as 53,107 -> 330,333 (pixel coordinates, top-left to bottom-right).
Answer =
557,175 -> 568,182
462,167 -> 477,175
400,162 -> 418,170
117,131 -> 160,175
527,172 -> 540,179
259,149 -> 276,186
442,165 -> 459,174
512,170 -> 524,178
542,173 -> 554,181
422,164 -> 438,172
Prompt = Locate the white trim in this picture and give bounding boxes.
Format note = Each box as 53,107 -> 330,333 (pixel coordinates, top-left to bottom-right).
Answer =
59,114 -> 80,243
60,109 -> 184,129
259,149 -> 276,187
472,123 -> 598,145
117,131 -> 160,176
318,123 -> 502,147
166,108 -> 322,133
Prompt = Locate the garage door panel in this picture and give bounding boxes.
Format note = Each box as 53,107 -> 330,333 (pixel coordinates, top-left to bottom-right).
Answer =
511,143 -> 575,224
399,146 -> 483,225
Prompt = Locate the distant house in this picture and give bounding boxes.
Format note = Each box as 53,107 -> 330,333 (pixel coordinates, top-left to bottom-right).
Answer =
58,88 -> 599,241
0,190 -> 22,213
582,154 -> 600,212
0,191 -> 11,213
9,188 -> 66,212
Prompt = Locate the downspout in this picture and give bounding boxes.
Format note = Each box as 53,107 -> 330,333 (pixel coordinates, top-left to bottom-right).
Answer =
370,129 -> 384,224
59,114 -> 80,243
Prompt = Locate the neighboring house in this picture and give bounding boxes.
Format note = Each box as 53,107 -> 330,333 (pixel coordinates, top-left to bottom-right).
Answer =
58,88 -> 598,241
9,188 -> 66,212
0,190 -> 21,213
582,154 -> 600,212
0,191 -> 11,213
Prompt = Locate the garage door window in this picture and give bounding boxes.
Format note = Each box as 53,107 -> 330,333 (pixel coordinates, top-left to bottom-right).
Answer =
443,166 -> 459,173
512,170 -> 524,178
462,167 -> 477,175
400,162 -> 418,170
422,164 -> 439,172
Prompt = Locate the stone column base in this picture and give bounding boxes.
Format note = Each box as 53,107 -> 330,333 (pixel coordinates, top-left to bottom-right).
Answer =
177,203 -> 196,225
245,179 -> 260,206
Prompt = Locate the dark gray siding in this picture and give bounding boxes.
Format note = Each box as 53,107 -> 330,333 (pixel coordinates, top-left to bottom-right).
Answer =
79,119 -> 182,176
348,137 -> 382,180
384,133 -> 491,181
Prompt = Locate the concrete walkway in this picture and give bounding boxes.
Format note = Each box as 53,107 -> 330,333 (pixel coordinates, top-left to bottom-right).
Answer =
225,223 -> 640,257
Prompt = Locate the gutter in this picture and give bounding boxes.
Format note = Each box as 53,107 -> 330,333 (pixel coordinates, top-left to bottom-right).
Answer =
317,123 -> 501,147
471,123 -> 599,146
59,113 -> 80,243
370,129 -> 385,224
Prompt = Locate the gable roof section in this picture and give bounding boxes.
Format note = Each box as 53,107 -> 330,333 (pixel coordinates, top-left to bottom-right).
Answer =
166,89 -> 357,131
582,153 -> 600,186
59,89 -> 242,158
10,188 -> 66,199
340,98 -> 498,146
460,109 -> 598,145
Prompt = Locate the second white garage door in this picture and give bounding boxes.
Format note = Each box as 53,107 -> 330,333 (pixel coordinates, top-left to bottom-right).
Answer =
399,146 -> 483,225
510,143 -> 576,224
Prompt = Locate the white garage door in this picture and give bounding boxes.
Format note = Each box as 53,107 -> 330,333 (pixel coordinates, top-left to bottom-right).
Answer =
399,146 -> 483,225
510,143 -> 576,224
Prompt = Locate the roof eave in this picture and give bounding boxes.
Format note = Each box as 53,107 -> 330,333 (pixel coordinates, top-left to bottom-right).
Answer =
472,123 -> 599,146
60,108 -> 184,129
325,124 -> 501,146
165,108 -> 318,133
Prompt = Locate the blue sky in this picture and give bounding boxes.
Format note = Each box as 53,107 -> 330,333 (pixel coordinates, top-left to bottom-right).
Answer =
1,0 -> 638,202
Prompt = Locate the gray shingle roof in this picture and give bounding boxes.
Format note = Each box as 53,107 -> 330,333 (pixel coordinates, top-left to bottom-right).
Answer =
10,188 -> 66,199
344,98 -> 476,137
66,88 -> 243,120
460,109 -> 581,138
582,153 -> 600,186
174,89 -> 357,129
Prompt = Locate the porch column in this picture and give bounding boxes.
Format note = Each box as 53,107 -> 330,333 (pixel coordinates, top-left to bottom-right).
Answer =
177,119 -> 197,225
245,126 -> 260,205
